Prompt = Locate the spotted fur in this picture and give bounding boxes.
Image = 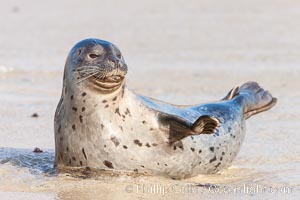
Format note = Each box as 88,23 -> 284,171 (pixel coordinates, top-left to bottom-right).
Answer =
54,38 -> 277,179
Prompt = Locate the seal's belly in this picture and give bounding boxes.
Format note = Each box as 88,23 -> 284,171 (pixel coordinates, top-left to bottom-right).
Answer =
56,99 -> 246,179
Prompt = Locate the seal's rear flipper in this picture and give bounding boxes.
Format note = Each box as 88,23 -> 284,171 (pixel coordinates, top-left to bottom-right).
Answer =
236,82 -> 277,119
159,114 -> 220,144
222,85 -> 240,101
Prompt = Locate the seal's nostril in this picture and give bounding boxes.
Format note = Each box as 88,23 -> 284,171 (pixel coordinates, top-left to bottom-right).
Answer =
116,53 -> 122,59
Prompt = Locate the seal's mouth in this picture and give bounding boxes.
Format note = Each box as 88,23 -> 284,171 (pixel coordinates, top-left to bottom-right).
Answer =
75,62 -> 127,93
96,75 -> 124,83
88,74 -> 125,93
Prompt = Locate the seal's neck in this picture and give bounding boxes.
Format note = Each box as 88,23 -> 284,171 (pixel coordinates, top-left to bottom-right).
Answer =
63,81 -> 126,112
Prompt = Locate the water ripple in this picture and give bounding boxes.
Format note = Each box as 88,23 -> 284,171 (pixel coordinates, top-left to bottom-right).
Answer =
0,148 -> 55,175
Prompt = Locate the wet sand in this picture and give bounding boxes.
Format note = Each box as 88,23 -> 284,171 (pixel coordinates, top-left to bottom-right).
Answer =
0,0 -> 299,199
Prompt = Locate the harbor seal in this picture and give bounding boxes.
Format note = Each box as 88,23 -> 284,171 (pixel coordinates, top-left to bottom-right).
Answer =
54,38 -> 277,179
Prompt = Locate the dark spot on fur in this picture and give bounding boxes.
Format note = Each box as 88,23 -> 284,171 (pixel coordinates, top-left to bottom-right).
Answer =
102,100 -> 107,103
134,169 -> 138,172
115,108 -> 121,116
110,136 -> 120,147
104,144 -> 106,148
119,126 -> 123,131
103,160 -> 114,169
72,156 -> 76,161
152,143 -> 158,146
58,125 -> 61,133
123,145 -> 128,149
59,136 -> 63,142
125,108 -> 131,117
105,104 -> 109,108
228,127 -> 232,132
80,161 -> 83,166
220,157 -> 223,161
222,152 -> 225,155
83,100 -> 86,103
215,162 -> 221,168
209,156 -> 217,163
82,148 -> 87,159
146,143 -> 151,147
157,162 -> 160,165
72,107 -> 77,112
72,124 -> 76,131
209,147 -> 214,152
79,115 -> 83,123
199,150 -> 202,154
69,159 -> 71,164
122,115 -> 125,119
191,136 -> 194,140
191,147 -> 195,152
142,120 -> 147,124
112,96 -> 117,101
173,146 -> 177,150
141,165 -> 145,168
66,147 -> 69,152
101,124 -> 104,129
149,128 -> 154,131
174,141 -> 184,150
82,107 -> 86,112
121,85 -> 125,97
81,92 -> 86,97
164,164 -> 168,166
133,139 -> 142,147
71,95 -> 73,100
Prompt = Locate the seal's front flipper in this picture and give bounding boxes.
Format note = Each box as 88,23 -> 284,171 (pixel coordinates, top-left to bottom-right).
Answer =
159,114 -> 220,144
191,115 -> 220,134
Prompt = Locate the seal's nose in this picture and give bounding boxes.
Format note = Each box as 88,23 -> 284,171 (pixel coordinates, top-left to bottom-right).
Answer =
110,57 -> 125,68
109,57 -> 127,76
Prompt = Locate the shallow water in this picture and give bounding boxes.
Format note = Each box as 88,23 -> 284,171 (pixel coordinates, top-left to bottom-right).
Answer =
1,0 -> 300,199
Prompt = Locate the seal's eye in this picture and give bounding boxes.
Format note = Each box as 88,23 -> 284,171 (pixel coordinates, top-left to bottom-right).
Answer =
89,53 -> 100,59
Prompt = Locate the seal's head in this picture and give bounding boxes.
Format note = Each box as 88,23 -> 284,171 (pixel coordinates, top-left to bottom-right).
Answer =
64,38 -> 127,93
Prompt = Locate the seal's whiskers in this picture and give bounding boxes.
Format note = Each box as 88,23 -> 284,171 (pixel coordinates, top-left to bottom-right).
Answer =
76,71 -> 101,84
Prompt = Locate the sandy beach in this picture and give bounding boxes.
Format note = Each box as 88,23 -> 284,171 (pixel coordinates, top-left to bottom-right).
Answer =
0,0 -> 299,199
